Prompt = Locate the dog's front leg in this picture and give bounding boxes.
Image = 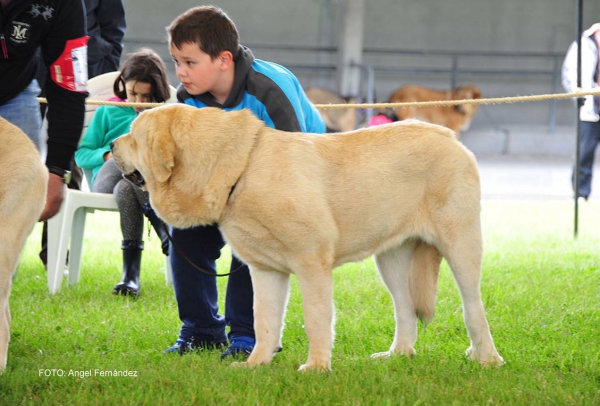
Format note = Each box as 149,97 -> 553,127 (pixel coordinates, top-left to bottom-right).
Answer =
295,269 -> 334,371
242,267 -> 290,368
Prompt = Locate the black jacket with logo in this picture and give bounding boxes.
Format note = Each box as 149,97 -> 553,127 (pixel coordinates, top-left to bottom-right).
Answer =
0,0 -> 87,171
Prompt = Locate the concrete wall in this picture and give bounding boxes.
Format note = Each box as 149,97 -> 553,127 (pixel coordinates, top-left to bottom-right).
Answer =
120,0 -> 600,156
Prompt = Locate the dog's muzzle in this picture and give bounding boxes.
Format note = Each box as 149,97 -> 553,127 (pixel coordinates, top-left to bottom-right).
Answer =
123,170 -> 146,188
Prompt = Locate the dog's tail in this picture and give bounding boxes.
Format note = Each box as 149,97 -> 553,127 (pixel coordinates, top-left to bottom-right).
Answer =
409,241 -> 442,323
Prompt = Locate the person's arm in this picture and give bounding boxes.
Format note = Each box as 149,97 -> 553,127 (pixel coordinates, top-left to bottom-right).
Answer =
270,83 -> 325,134
562,41 -> 578,94
254,73 -> 324,134
40,0 -> 88,220
93,0 -> 126,73
562,38 -> 597,93
299,88 -> 327,134
562,37 -> 600,122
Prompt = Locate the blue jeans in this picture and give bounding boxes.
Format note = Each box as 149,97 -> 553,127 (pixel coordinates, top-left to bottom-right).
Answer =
574,120 -> 600,198
170,224 -> 254,343
0,79 -> 42,152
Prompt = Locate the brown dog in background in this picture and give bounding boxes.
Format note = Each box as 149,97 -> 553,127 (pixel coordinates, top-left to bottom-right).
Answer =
387,85 -> 481,138
0,117 -> 48,373
305,87 -> 357,133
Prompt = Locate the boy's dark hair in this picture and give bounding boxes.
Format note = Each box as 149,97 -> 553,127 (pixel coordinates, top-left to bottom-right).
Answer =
167,5 -> 240,59
113,48 -> 171,103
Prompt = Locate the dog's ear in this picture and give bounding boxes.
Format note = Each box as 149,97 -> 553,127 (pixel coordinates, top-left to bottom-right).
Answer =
149,128 -> 176,184
471,87 -> 482,99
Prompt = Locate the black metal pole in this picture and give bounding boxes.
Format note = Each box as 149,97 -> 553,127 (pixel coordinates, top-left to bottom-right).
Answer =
573,0 -> 583,238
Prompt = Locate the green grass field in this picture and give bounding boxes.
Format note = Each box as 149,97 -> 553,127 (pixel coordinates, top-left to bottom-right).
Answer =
1,200 -> 599,405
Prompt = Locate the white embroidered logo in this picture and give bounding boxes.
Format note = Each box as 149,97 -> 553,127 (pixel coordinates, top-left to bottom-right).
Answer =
9,21 -> 30,44
41,6 -> 54,20
28,4 -> 42,18
28,4 -> 54,21
11,25 -> 27,40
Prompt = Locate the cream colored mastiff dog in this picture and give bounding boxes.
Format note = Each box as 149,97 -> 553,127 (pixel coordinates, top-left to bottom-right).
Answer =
0,117 -> 48,372
111,104 -> 503,371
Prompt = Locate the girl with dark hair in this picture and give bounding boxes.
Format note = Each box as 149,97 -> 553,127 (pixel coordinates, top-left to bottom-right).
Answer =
75,48 -> 171,296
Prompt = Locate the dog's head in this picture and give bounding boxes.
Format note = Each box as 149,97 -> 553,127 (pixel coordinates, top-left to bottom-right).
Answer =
452,86 -> 481,115
111,104 -> 178,190
451,86 -> 481,131
111,104 -> 264,228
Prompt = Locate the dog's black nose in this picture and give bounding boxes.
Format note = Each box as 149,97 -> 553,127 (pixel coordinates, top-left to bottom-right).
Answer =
109,141 -> 115,151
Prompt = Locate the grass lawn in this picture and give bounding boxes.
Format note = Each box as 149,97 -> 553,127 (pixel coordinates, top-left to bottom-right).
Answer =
1,200 -> 599,405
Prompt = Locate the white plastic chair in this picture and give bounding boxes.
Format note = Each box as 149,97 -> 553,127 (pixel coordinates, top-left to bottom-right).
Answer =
46,71 -> 176,294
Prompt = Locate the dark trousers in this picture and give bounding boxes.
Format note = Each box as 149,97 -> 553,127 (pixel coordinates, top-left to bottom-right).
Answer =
573,120 -> 600,199
170,224 -> 254,343
39,161 -> 83,266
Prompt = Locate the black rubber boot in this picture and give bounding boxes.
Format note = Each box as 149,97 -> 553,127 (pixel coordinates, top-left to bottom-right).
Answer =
142,202 -> 169,256
113,240 -> 144,296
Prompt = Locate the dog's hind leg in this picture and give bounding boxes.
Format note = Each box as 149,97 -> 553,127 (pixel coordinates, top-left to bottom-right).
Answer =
372,239 -> 424,359
243,267 -> 290,368
441,225 -> 504,366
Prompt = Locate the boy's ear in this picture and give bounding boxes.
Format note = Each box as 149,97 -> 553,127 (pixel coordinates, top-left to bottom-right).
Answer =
218,51 -> 234,70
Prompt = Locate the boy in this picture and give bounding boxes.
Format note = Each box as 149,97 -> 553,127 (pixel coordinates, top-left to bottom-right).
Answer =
165,5 -> 325,358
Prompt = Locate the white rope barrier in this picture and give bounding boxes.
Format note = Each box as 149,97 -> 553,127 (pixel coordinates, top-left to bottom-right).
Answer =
37,88 -> 600,110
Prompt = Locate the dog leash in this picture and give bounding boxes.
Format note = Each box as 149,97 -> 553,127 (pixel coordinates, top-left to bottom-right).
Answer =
162,223 -> 245,277
125,173 -> 244,277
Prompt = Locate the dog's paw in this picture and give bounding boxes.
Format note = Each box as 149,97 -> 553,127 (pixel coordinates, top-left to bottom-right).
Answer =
370,351 -> 391,360
229,361 -> 250,368
481,355 -> 505,367
371,346 -> 416,360
466,347 -> 505,367
298,363 -> 331,372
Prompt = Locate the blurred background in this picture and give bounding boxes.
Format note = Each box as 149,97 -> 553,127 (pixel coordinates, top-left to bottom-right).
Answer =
121,0 -> 600,158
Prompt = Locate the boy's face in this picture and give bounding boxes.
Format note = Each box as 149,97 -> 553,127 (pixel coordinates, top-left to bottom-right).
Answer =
170,42 -> 225,96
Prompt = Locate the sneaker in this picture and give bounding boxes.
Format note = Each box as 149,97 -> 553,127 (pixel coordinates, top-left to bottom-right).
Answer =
220,336 -> 255,360
164,338 -> 226,355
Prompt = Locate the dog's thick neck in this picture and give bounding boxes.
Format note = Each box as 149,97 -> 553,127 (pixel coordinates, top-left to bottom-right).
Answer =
150,109 -> 263,229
